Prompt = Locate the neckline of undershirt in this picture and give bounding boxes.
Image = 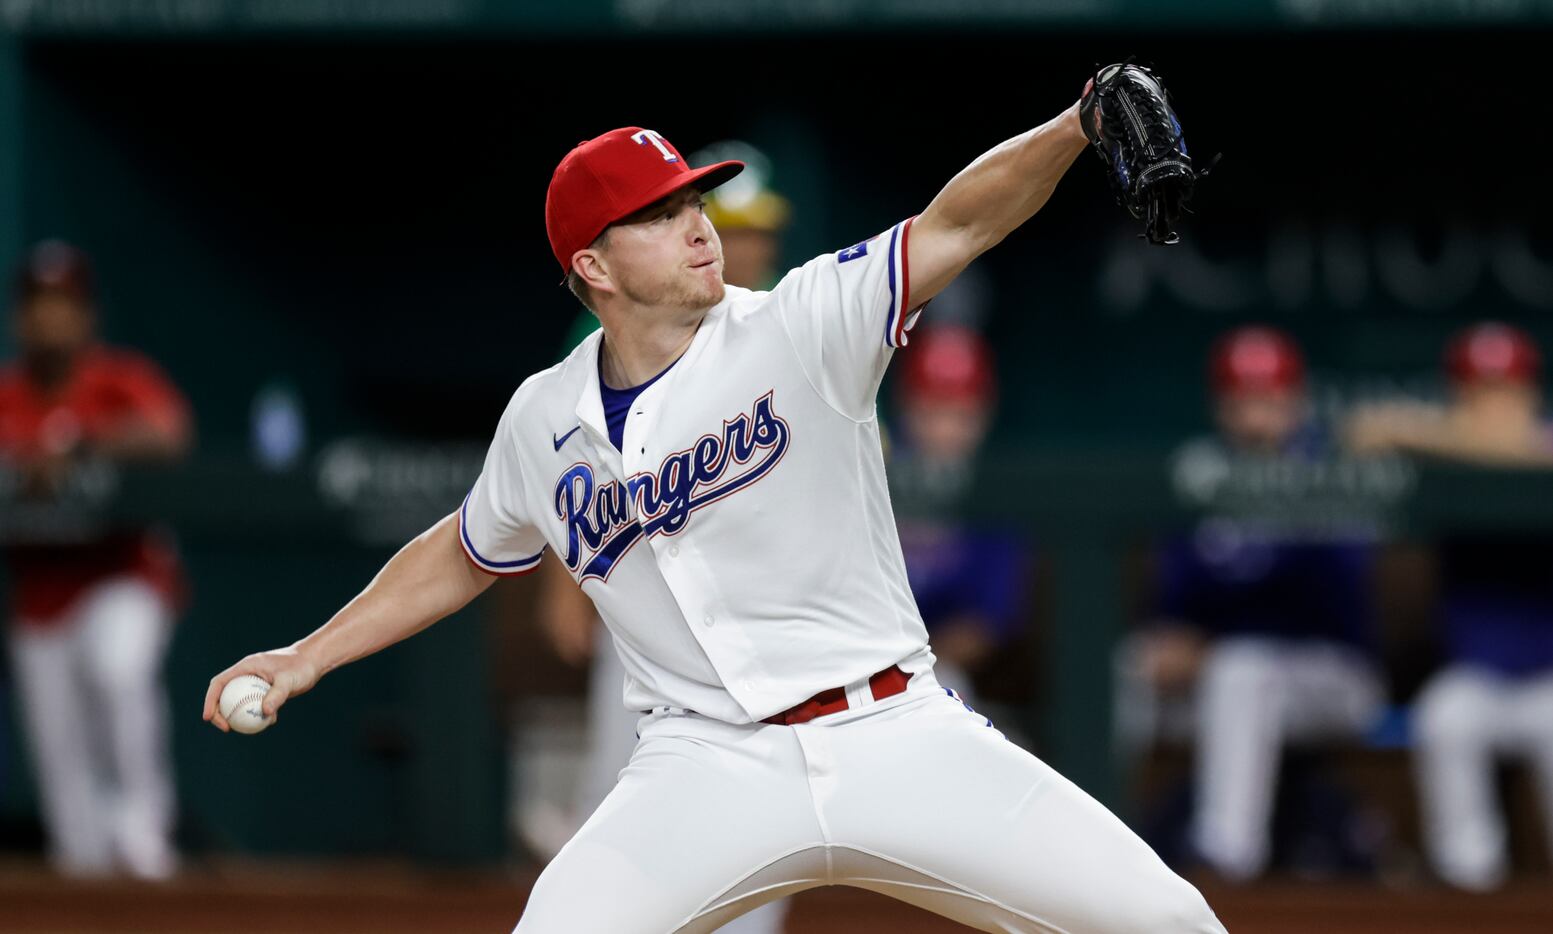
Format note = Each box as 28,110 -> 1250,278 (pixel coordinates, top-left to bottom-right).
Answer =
598,350 -> 684,452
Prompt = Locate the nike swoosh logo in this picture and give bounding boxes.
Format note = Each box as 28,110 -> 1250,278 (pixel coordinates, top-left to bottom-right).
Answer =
553,425 -> 582,451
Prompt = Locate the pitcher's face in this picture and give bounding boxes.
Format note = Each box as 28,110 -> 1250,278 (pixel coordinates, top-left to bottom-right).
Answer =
608,187 -> 725,311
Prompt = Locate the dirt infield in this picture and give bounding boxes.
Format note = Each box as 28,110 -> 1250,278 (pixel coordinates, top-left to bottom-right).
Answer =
3,859 -> 1550,932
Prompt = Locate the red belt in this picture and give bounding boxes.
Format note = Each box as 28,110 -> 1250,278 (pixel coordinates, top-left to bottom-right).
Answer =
761,665 -> 910,726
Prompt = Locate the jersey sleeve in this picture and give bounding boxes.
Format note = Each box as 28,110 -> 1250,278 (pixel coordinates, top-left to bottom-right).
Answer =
771,216 -> 923,419
458,403 -> 548,576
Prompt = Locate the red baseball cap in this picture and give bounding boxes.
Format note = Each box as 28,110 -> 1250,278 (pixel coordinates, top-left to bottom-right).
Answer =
1447,322 -> 1541,386
546,127 -> 744,276
1211,326 -> 1305,397
898,325 -> 997,406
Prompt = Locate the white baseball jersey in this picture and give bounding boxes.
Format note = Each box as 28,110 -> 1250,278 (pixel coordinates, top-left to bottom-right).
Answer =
460,217 -> 931,723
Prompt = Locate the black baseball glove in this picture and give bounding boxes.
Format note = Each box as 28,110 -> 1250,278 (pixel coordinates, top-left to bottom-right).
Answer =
1079,62 -> 1212,245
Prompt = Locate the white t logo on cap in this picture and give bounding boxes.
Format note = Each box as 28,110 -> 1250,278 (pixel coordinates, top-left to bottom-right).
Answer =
632,129 -> 679,163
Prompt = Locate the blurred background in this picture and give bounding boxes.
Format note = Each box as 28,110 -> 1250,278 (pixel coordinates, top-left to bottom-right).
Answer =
2,2 -> 1553,932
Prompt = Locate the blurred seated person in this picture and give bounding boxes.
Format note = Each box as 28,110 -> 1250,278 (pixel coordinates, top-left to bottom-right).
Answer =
1118,326 -> 1381,881
888,325 -> 1027,713
1348,322 -> 1553,890
0,241 -> 192,879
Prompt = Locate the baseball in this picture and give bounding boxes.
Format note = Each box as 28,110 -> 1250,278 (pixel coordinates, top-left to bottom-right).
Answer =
219,674 -> 276,735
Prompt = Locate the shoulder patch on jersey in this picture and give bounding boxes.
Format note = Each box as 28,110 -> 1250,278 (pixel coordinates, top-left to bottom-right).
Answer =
837,241 -> 869,263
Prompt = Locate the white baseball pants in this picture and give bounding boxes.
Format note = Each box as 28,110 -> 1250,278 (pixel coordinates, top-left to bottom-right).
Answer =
579,622 -> 787,934
1413,664 -> 1553,890
518,671 -> 1223,933
7,576 -> 177,879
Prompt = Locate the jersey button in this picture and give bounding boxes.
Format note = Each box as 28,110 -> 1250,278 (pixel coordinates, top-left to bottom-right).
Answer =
668,544 -> 680,558
702,613 -> 715,628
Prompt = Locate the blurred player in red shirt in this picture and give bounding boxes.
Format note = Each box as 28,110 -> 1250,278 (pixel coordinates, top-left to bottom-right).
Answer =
0,241 -> 192,879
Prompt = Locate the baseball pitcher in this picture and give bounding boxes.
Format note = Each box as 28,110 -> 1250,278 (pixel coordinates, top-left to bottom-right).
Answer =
205,67 -> 1224,932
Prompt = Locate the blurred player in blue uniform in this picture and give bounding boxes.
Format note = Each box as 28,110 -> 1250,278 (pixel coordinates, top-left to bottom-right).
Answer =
1348,322 -> 1553,889
1119,326 -> 1382,881
888,324 -> 1027,713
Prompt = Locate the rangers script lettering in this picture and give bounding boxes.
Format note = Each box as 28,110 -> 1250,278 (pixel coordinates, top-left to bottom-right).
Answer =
556,391 -> 790,581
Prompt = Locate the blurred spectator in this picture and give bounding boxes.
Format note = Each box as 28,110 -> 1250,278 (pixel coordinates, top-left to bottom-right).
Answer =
1348,322 -> 1553,890
1118,326 -> 1382,881
888,324 -> 1027,713
0,241 -> 191,879
529,143 -> 792,934
697,141 -> 791,292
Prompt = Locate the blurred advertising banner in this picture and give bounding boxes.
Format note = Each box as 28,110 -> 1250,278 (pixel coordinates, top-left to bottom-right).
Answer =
317,439 -> 484,545
1098,222 -> 1553,317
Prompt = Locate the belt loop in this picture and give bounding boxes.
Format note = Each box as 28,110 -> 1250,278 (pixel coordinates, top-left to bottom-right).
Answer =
843,674 -> 873,711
